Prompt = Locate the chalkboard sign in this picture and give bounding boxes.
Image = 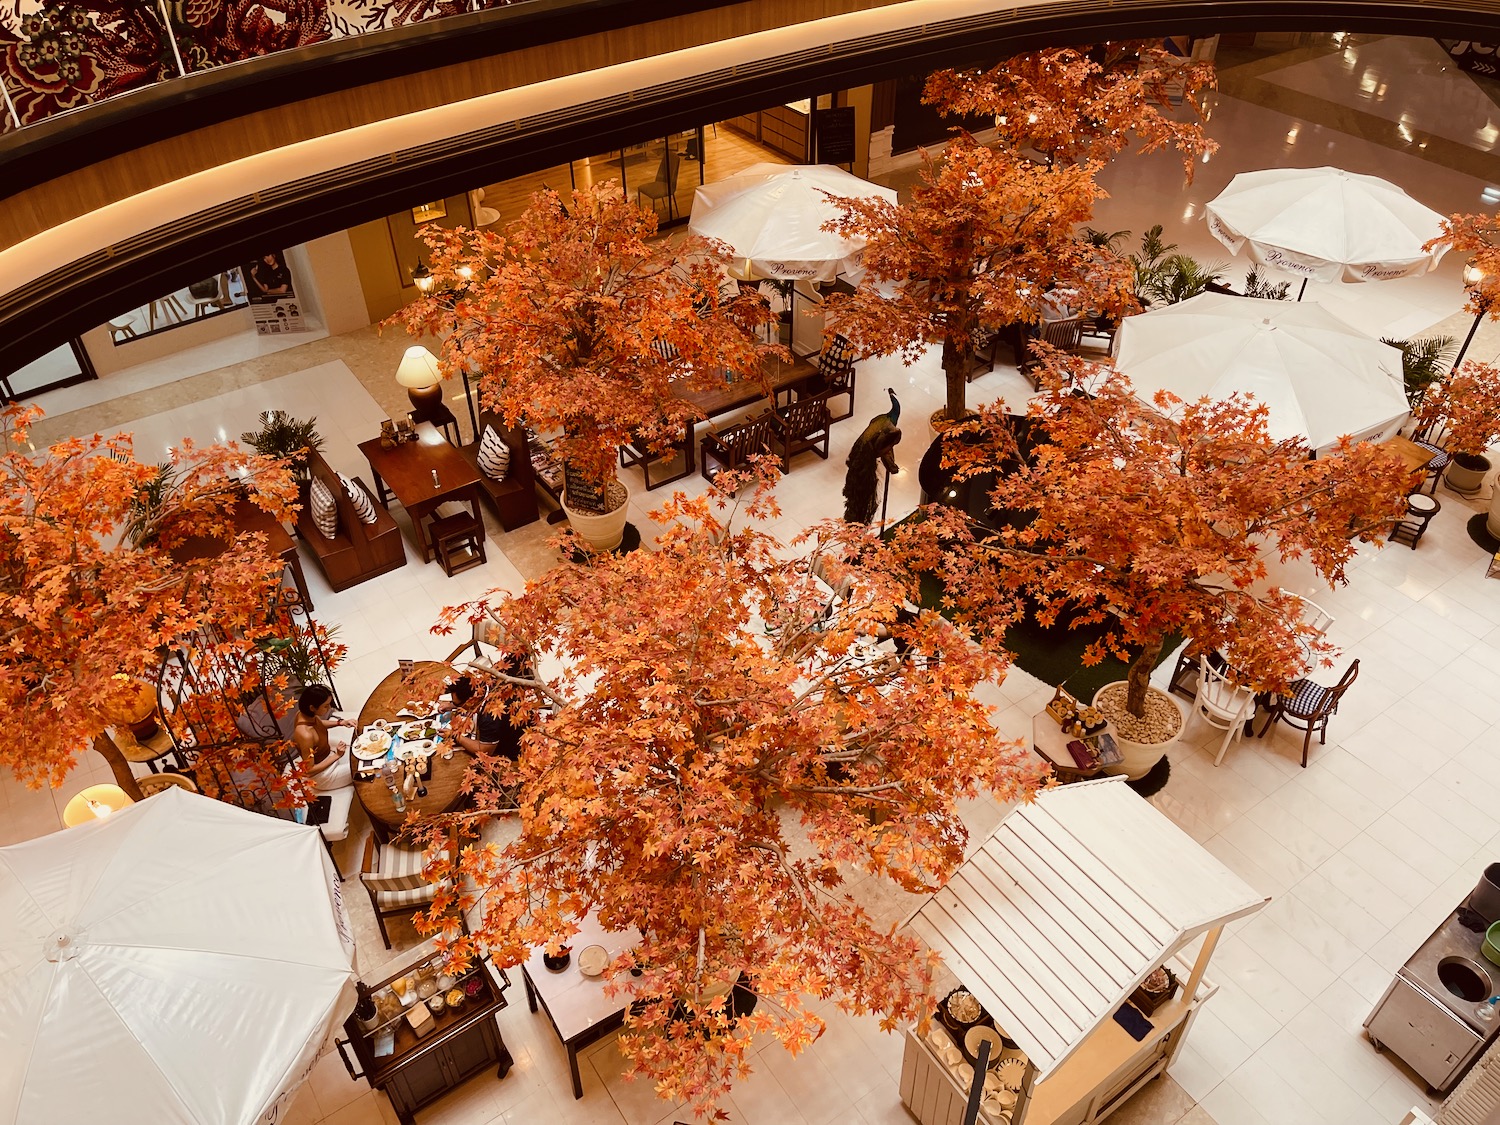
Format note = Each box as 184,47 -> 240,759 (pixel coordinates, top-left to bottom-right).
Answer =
563,463 -> 606,513
815,106 -> 857,165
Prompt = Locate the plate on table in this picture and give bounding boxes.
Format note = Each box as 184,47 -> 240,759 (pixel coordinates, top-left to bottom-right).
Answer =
396,739 -> 436,760
398,720 -> 438,741
353,731 -> 392,761
578,945 -> 609,978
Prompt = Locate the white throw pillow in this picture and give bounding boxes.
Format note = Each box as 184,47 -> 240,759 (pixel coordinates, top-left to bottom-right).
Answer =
309,477 -> 338,540
477,425 -> 511,481
337,471 -> 378,525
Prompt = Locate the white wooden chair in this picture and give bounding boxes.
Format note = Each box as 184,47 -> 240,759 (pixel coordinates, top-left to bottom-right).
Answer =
1194,656 -> 1257,766
1287,592 -> 1334,637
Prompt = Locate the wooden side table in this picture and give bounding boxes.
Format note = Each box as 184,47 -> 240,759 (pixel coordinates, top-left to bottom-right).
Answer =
1030,711 -> 1109,783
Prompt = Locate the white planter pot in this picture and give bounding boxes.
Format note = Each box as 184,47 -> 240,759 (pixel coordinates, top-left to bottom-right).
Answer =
1092,681 -> 1185,781
562,493 -> 628,552
1445,454 -> 1491,496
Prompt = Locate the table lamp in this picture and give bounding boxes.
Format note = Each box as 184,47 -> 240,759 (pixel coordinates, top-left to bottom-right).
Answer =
63,784 -> 135,828
396,345 -> 444,418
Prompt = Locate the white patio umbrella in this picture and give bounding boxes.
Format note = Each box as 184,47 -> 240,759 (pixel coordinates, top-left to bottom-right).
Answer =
0,787 -> 357,1125
688,163 -> 897,283
1113,293 -> 1410,451
1205,166 -> 1449,291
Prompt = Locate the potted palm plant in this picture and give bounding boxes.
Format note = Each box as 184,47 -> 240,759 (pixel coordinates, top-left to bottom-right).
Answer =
1416,361 -> 1500,496
239,411 -> 324,499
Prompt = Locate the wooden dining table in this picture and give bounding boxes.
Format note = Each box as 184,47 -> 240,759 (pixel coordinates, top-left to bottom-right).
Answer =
168,491 -> 314,609
358,431 -> 485,565
620,354 -> 820,488
354,660 -> 471,840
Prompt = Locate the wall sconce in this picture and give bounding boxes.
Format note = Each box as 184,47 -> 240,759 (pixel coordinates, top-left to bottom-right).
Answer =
63,784 -> 135,828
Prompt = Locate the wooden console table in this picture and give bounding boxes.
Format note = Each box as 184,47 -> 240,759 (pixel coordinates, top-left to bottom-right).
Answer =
338,954 -> 512,1125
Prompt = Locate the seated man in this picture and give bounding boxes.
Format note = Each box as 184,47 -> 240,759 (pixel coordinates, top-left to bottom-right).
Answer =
446,673 -> 523,761
291,684 -> 355,792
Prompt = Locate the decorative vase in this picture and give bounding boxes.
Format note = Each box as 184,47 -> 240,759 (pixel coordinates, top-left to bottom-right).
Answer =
562,491 -> 629,552
1092,681 -> 1185,781
1445,453 -> 1491,496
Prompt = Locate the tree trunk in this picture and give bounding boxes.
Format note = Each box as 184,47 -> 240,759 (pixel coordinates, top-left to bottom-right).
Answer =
941,336 -> 971,422
93,732 -> 146,802
1124,634 -> 1165,720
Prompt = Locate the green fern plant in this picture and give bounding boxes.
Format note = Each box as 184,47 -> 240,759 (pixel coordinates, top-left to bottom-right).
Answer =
239,411 -> 324,481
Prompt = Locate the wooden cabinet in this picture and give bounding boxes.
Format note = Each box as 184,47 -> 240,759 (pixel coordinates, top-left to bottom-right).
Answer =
723,102 -> 810,162
338,957 -> 513,1125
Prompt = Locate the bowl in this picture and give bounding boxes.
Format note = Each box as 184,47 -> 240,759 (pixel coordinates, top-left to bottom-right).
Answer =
1483,922 -> 1500,967
578,945 -> 609,978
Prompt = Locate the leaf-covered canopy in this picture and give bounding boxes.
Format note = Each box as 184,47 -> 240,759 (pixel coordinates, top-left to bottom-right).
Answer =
0,406 -> 299,789
423,470 -> 1044,1116
897,354 -> 1414,717
391,183 -> 780,490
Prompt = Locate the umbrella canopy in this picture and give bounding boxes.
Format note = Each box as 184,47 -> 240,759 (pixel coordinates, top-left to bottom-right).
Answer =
1205,166 -> 1449,284
0,787 -> 356,1125
1114,293 -> 1410,450
688,163 -> 897,283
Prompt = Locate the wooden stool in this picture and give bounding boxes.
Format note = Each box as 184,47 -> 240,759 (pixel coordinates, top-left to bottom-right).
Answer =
429,512 -> 486,576
1388,492 -> 1439,549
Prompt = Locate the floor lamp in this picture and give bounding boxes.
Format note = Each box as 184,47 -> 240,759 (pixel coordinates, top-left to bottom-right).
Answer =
1452,262 -> 1493,371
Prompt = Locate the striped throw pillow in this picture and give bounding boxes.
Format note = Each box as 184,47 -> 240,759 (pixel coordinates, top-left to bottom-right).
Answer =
309,477 -> 338,540
337,471 -> 378,525
477,425 -> 511,481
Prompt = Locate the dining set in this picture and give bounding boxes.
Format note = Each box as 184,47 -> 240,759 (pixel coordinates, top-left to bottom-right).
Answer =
1166,592 -> 1360,768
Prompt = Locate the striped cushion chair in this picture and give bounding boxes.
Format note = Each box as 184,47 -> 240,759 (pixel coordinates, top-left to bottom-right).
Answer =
360,837 -> 465,948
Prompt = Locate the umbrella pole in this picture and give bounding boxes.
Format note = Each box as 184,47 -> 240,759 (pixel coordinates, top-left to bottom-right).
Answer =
1297,278 -> 1308,302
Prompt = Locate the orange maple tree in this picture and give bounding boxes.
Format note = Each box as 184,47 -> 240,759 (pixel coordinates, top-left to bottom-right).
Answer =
824,133 -> 1134,422
0,405 -> 302,797
392,183 -> 779,502
1417,360 -> 1500,459
899,354 -> 1413,722
422,468 -> 1044,1116
1427,212 -> 1500,318
924,40 -> 1218,177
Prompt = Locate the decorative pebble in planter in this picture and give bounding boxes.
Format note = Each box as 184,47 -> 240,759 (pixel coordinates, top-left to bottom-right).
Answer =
1092,681 -> 1185,781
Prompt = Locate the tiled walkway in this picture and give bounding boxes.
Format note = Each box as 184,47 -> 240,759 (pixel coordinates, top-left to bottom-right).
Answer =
7,32 -> 1500,1125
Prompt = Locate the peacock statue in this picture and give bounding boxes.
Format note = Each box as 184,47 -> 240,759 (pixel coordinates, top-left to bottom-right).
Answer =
842,388 -> 903,524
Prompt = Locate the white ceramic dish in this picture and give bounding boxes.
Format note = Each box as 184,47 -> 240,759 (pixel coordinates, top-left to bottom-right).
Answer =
578,945 -> 609,977
396,740 -> 435,760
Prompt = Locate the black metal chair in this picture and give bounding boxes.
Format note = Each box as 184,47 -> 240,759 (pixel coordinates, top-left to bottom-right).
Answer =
1257,659 -> 1360,767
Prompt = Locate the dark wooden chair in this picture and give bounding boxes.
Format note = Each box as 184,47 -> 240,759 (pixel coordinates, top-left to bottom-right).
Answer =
429,511 -> 487,576
1388,493 -> 1440,549
771,393 -> 832,468
1257,658 -> 1360,767
700,413 -> 778,482
812,335 -> 857,422
1021,316 -> 1086,390
1409,419 -> 1452,496
360,835 -> 469,949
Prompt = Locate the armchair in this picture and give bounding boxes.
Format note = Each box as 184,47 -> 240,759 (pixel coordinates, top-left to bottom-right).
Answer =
360,836 -> 468,949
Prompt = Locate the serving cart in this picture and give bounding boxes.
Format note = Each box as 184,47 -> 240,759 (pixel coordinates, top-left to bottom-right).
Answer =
900,777 -> 1268,1125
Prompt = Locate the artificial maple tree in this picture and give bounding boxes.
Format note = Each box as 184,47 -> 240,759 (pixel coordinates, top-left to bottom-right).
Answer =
924,40 -> 1218,178
1427,212 -> 1500,318
824,132 -> 1134,422
392,182 -> 779,505
898,352 -> 1414,725
1417,360 -> 1500,459
0,404 -> 304,798
420,467 -> 1045,1116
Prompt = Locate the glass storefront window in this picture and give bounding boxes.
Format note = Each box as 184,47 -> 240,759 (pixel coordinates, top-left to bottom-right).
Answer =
110,269 -> 248,344
1,340 -> 93,401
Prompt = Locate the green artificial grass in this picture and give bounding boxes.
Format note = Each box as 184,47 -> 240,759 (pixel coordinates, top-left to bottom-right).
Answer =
909,548 -> 1177,700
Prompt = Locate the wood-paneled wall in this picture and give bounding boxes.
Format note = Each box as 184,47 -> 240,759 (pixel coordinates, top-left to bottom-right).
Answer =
0,0 -> 894,255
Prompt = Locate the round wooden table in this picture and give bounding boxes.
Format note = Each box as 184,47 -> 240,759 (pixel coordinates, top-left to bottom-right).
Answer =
355,660 -> 472,840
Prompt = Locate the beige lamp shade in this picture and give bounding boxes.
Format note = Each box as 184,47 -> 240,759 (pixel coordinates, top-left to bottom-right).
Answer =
395,345 -> 442,389
62,784 -> 135,828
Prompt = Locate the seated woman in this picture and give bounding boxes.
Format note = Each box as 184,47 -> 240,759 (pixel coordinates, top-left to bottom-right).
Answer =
291,684 -> 355,792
